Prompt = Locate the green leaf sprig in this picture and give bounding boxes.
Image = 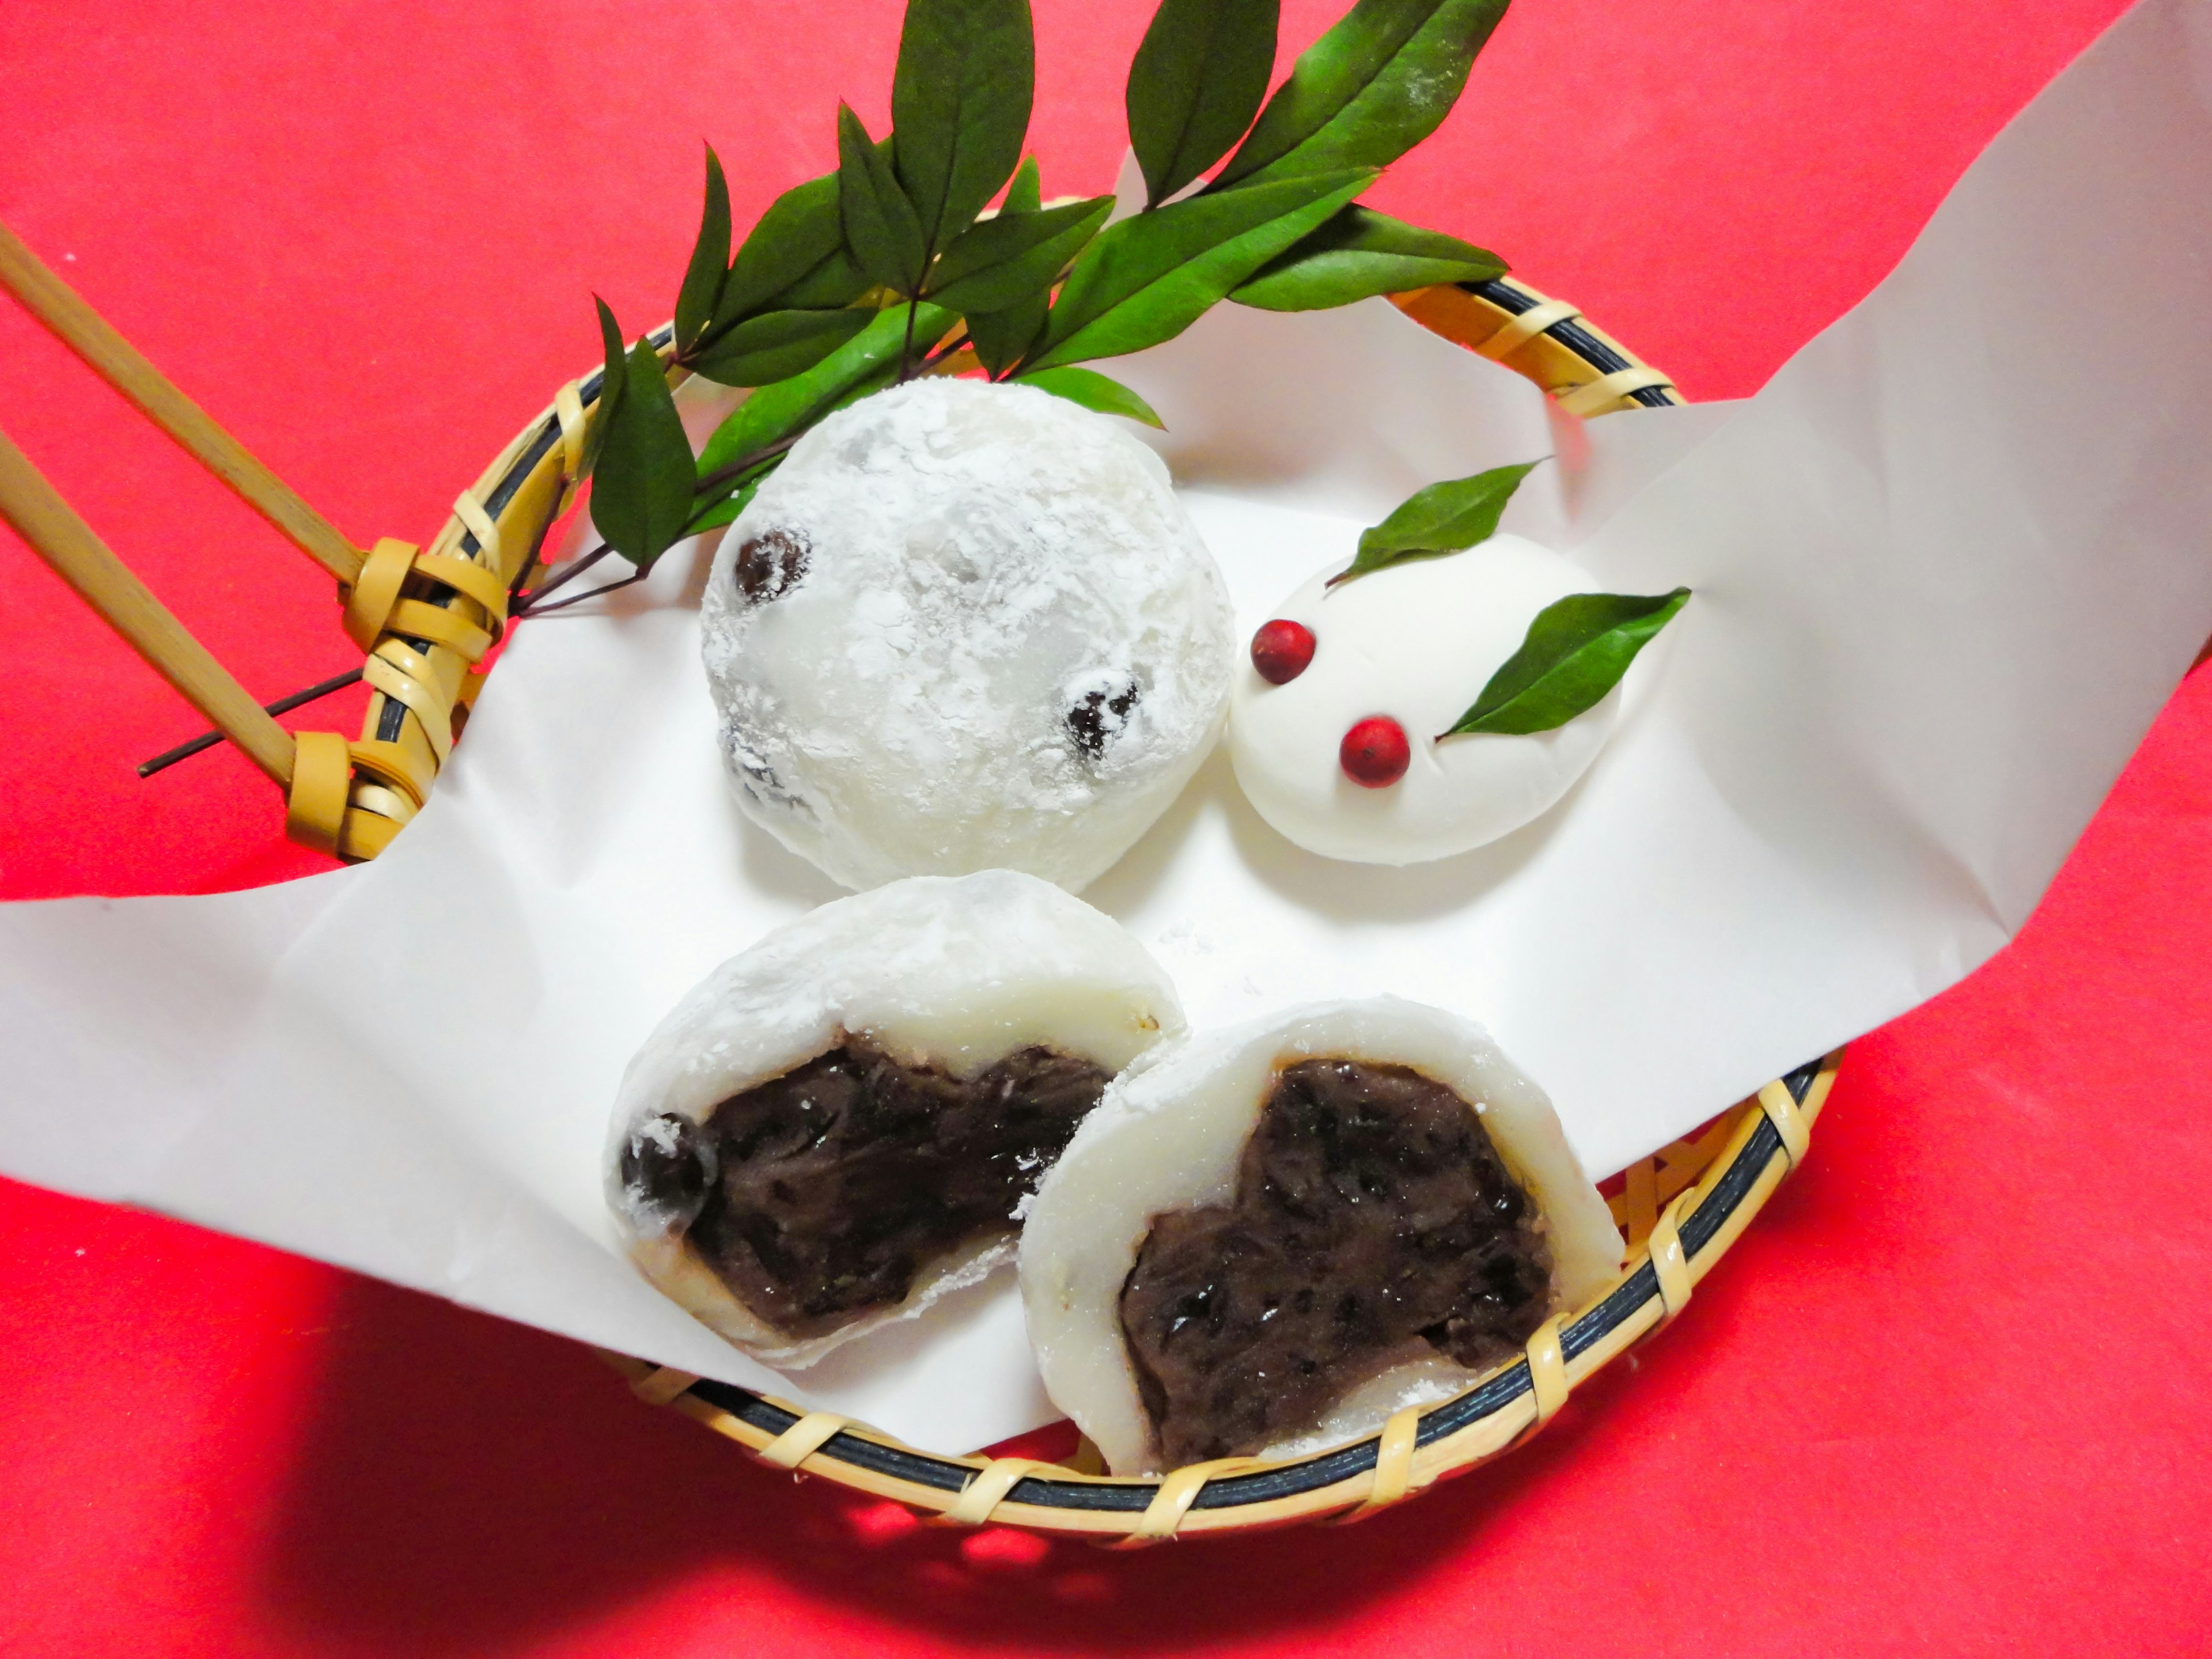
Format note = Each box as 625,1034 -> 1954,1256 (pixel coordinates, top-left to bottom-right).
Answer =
1127,0 -> 1280,206
1011,365 -> 1165,428
585,299 -> 695,568
1331,460 -> 1539,585
838,106 -> 930,295
672,148 -> 732,356
1211,0 -> 1510,188
1442,588 -> 1691,737
578,0 -> 1523,580
964,156 -> 1053,374
676,153 -> 875,389
1024,168 -> 1373,369
1232,205 -> 1504,311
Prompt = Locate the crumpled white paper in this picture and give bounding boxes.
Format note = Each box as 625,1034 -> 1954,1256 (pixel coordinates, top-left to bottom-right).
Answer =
5,0 -> 2210,1453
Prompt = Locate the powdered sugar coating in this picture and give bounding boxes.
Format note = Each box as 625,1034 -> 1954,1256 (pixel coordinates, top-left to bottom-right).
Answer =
1017,997 -> 1623,1474
700,378 -> 1234,892
607,870 -> 1184,1368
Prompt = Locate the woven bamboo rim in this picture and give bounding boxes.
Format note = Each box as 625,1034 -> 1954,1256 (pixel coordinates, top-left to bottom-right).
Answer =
600,1055 -> 1834,1539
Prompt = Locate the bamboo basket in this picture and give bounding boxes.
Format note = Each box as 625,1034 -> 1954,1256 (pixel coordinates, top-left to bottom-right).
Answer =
10,247 -> 1832,1537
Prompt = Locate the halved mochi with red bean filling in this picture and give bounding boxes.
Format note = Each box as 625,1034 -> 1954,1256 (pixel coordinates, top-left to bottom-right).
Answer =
607,870 -> 1183,1369
1018,998 -> 1622,1475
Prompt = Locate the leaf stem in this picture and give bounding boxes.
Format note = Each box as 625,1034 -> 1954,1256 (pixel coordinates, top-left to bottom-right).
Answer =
137,666 -> 366,779
896,297 -> 920,382
516,541 -> 613,612
691,433 -> 802,501
515,566 -> 653,616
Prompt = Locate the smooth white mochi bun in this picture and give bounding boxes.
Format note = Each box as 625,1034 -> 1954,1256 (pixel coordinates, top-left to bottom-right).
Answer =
700,377 -> 1234,893
1018,997 -> 1623,1475
1230,534 -> 1623,865
607,870 -> 1183,1368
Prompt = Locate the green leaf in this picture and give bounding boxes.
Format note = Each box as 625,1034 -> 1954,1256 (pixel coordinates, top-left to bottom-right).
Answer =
1127,0 -> 1279,205
592,337 -> 697,567
1214,0 -> 1509,188
766,244 -> 877,311
696,300 -> 957,480
999,154 -> 1044,218
1012,364 -> 1165,427
1441,588 -> 1691,737
964,157 -> 1049,376
675,146 -> 733,354
579,296 -> 630,480
838,104 -> 928,293
688,307 -> 873,387
1027,167 -> 1372,369
687,461 -> 779,535
926,194 -> 1112,315
1231,203 -> 1505,310
718,170 -> 845,324
968,297 -> 1047,377
892,0 -> 1036,251
1331,460 -> 1538,585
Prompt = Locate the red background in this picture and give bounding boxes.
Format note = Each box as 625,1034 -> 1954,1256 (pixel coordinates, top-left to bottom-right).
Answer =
5,0 -> 2207,1652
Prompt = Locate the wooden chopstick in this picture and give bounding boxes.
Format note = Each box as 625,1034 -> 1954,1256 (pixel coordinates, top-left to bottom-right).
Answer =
0,425 -> 296,789
0,219 -> 364,586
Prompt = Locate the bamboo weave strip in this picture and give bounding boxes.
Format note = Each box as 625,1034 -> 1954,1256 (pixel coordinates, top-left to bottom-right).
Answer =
308,335 -> 689,861
1523,1316 -> 1569,1425
1393,278 -> 1682,414
1646,1192 -> 1695,1324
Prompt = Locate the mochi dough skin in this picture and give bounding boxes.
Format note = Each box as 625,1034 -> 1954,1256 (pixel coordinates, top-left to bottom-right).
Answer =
1230,533 -> 1623,865
606,870 -> 1184,1369
700,378 -> 1234,893
1019,997 -> 1623,1475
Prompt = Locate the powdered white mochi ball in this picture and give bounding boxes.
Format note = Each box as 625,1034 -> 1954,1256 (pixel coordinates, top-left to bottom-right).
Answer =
1230,534 -> 1623,865
1018,998 -> 1623,1475
607,870 -> 1184,1368
700,377 -> 1234,892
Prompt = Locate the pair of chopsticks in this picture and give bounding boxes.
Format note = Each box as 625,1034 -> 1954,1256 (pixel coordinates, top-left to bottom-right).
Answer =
0,220 -> 367,793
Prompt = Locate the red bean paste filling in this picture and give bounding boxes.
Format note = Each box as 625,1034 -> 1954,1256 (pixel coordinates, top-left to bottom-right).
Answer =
1066,679 -> 1139,760
1119,1059 -> 1554,1467
623,1041 -> 1108,1339
733,528 -> 809,603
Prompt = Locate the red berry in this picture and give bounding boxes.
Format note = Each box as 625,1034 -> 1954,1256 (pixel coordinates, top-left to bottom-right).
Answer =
1250,619 -> 1316,684
1340,716 -> 1411,787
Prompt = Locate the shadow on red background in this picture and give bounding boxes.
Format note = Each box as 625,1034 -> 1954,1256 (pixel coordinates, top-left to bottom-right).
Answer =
247,1222 -> 1783,1654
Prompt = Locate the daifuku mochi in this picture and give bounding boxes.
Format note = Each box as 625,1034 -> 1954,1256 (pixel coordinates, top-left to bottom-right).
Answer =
700,378 -> 1233,892
607,870 -> 1183,1368
1018,997 -> 1621,1474
1230,534 -> 1626,865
